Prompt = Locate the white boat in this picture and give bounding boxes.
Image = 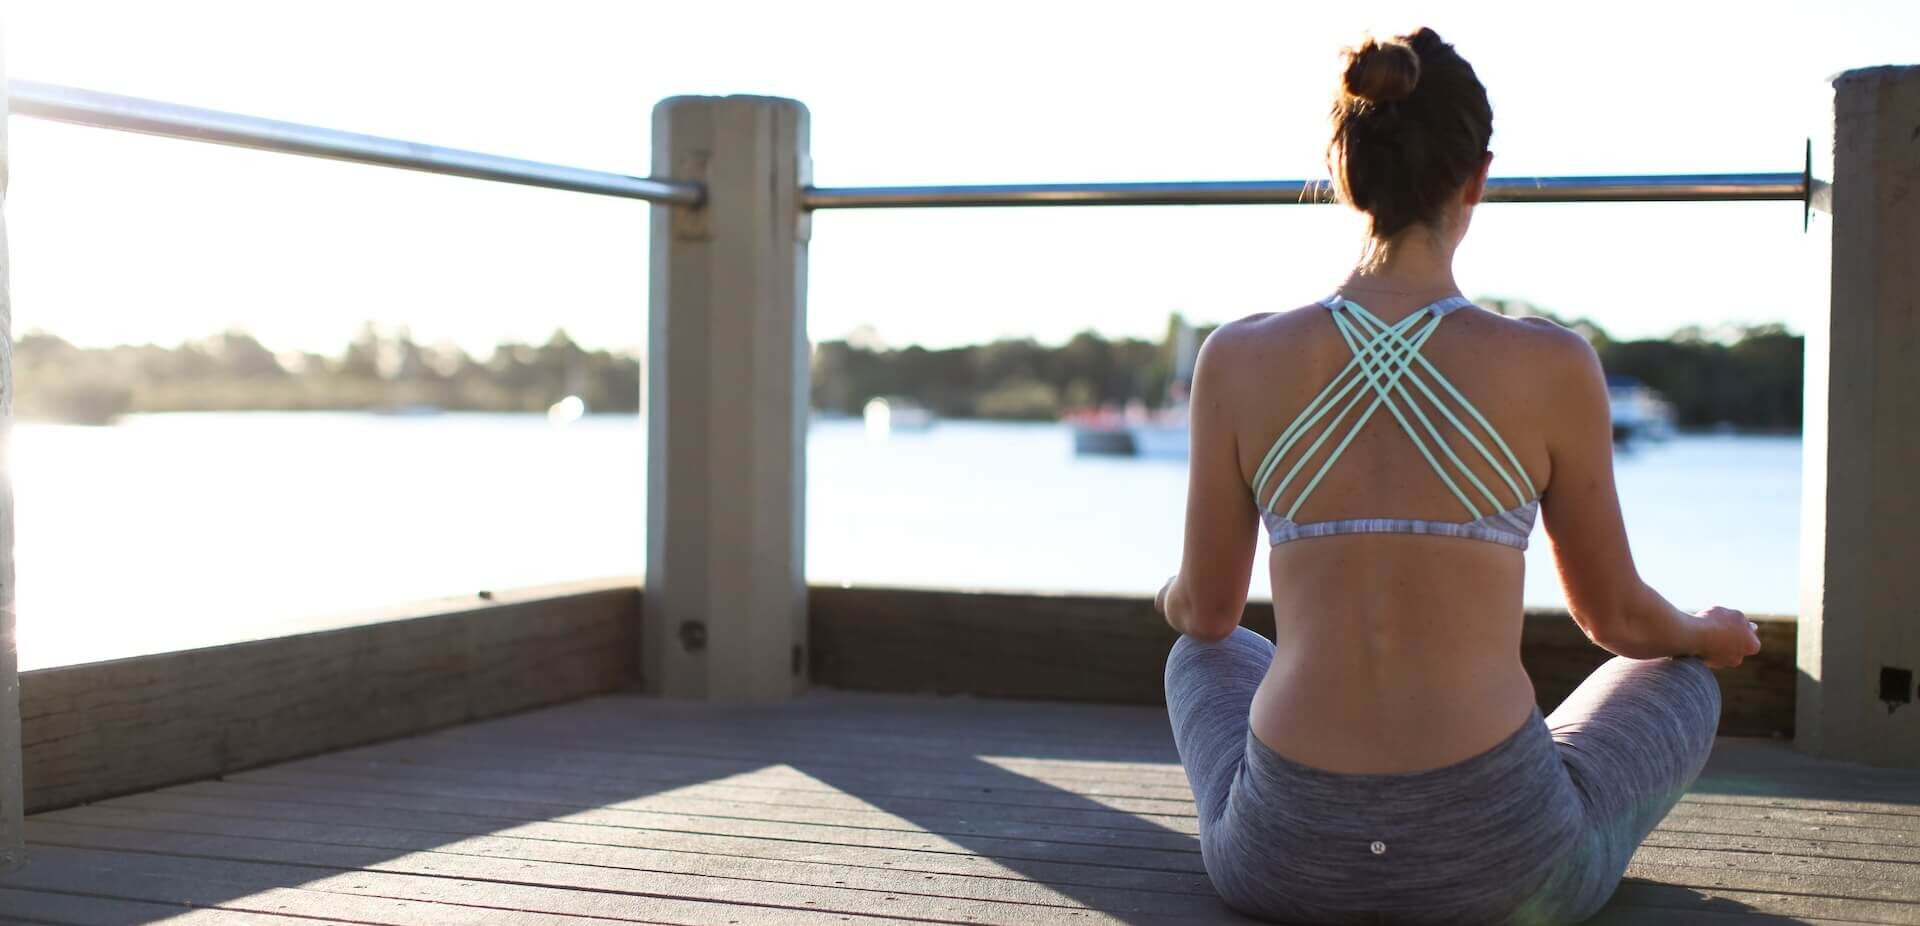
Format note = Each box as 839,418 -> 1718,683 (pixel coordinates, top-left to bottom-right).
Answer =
1607,376 -> 1677,443
863,396 -> 935,439
1072,319 -> 1197,459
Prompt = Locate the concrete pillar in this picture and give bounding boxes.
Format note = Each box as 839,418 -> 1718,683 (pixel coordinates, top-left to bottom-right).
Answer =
0,39 -> 23,867
645,96 -> 810,700
1798,65 -> 1920,766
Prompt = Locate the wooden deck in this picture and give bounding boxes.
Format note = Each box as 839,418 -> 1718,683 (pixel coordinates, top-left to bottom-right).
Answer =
1,690 -> 1915,925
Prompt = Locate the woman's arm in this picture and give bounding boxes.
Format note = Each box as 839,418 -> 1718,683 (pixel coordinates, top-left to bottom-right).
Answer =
1157,327 -> 1260,641
1536,326 -> 1760,668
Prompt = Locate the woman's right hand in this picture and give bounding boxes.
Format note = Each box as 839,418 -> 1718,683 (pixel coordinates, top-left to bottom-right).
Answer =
1695,606 -> 1762,669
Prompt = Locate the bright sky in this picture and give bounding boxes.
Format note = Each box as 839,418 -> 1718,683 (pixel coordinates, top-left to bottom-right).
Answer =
6,1 -> 1916,356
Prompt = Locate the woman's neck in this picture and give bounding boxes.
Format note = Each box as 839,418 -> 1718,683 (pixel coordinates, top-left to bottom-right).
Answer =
1338,227 -> 1463,304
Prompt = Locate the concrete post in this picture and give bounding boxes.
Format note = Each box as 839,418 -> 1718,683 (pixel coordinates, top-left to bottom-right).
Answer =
1798,65 -> 1920,766
645,96 -> 810,700
0,38 -> 24,867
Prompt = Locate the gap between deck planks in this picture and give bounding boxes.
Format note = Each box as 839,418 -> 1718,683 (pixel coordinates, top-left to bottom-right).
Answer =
1,690 -> 1915,926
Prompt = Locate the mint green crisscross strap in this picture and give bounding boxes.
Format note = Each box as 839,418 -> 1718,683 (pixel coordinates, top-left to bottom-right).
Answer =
1250,308 -> 1438,516
1252,295 -> 1537,524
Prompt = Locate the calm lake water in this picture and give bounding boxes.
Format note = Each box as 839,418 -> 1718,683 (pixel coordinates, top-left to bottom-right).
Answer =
14,413 -> 1801,670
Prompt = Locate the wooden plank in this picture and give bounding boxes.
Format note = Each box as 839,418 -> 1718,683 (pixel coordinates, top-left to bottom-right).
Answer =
1,844 -> 735,925
86,788 -> 1213,895
284,747 -> 1203,824
0,886 -> 368,925
299,737 -> 1202,803
808,586 -> 1799,737
360,696 -> 1191,780
425,707 -> 1189,768
1633,845 -> 1920,888
8,840 -> 1244,926
424,688 -> 1187,750
1627,858 -> 1920,903
1607,880 -> 1920,924
1666,801 -> 1920,835
1641,830 -> 1920,865
273,733 -> 1197,796
1651,816 -> 1913,848
238,757 -> 1205,835
19,580 -> 639,813
1591,903 -> 1888,925
201,767 -> 1201,851
103,782 -> 1208,874
1685,794 -> 1920,820
534,688 -> 1185,743
37,803 -> 1218,913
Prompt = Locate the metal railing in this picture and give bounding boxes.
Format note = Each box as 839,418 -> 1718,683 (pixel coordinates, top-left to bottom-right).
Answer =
8,80 -> 1815,216
7,80 -> 704,205
803,173 -> 1808,209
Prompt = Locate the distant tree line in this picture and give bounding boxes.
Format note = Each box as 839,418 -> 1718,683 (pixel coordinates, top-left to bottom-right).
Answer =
811,317 -> 1201,422
18,299 -> 1805,432
816,302 -> 1806,431
16,324 -> 640,424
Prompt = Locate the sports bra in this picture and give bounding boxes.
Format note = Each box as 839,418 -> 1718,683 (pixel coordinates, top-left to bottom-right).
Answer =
1252,294 -> 1540,550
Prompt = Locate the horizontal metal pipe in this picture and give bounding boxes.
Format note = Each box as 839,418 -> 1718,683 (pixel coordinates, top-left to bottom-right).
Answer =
7,80 -> 703,206
7,81 -> 1808,215
804,173 -> 1807,209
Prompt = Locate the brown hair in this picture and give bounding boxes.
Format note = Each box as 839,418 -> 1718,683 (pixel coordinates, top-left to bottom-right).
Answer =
1328,28 -> 1492,245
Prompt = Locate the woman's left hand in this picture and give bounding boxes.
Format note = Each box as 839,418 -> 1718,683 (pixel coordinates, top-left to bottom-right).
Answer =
1155,575 -> 1177,619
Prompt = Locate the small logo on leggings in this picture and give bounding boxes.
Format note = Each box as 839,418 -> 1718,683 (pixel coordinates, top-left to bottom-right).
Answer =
1369,841 -> 1387,856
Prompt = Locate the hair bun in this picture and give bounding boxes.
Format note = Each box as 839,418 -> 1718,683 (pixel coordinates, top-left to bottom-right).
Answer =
1342,38 -> 1420,103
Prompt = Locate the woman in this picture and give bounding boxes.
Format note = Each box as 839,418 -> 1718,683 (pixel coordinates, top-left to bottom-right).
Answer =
1154,28 -> 1762,925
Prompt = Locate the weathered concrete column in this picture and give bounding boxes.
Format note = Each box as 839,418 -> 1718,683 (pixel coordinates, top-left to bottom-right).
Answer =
1798,65 -> 1920,766
0,40 -> 24,867
645,96 -> 809,700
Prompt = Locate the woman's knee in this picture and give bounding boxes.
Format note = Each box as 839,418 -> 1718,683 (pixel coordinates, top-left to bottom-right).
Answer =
1165,626 -> 1273,691
1597,654 -> 1718,702
1166,626 -> 1269,671
1599,654 -> 1723,752
1673,656 -> 1723,746
1647,656 -> 1721,724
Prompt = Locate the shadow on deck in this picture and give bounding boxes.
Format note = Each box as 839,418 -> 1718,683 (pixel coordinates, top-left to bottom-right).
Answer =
2,689 -> 1915,926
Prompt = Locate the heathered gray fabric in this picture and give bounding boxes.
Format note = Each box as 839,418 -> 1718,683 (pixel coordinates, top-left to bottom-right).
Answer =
1165,627 -> 1720,924
1261,499 -> 1539,550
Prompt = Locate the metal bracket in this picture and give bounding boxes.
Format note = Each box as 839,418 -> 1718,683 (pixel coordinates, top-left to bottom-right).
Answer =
795,153 -> 814,244
1803,138 -> 1832,232
672,150 -> 710,241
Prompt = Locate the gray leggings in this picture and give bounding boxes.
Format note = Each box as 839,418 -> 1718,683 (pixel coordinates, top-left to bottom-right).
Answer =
1165,627 -> 1720,925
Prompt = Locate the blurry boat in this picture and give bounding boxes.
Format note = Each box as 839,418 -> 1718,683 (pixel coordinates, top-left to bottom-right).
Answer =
863,396 -> 935,440
1071,319 -> 1197,459
547,395 -> 587,427
1068,402 -> 1189,458
1607,375 -> 1677,443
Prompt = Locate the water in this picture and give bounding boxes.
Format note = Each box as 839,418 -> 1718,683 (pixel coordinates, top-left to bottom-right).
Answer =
13,413 -> 1800,670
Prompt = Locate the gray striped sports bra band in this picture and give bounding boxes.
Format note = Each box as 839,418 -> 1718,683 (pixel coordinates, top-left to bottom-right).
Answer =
1254,293 -> 1540,550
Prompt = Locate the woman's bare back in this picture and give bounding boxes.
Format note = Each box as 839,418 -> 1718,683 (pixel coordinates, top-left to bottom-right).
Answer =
1201,296 -> 1589,773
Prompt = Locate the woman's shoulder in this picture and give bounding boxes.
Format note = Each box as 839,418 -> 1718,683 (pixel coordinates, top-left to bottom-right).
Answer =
1202,303 -> 1331,355
1459,306 -> 1601,371
1191,305 -> 1342,405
